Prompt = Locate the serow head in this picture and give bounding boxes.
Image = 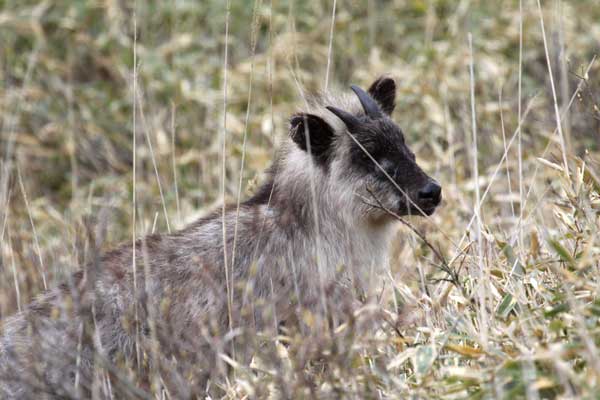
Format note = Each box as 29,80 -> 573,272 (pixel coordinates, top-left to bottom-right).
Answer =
325,77 -> 441,218
287,76 -> 441,220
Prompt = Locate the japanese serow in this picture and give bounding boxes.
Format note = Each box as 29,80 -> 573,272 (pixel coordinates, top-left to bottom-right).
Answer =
0,76 -> 441,398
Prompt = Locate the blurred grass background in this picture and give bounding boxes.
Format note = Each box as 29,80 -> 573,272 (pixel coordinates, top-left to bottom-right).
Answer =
1,0 -> 600,398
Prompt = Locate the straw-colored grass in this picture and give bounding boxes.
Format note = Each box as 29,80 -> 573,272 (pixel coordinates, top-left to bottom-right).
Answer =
1,1 -> 599,398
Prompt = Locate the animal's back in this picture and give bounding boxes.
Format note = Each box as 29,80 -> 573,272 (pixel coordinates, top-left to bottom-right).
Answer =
0,272 -> 94,398
0,205 -> 299,397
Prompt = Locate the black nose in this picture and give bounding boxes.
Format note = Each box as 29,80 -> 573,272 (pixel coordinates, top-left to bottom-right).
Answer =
418,181 -> 442,204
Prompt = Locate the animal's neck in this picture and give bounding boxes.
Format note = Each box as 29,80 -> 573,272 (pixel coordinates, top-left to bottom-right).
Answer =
266,157 -> 393,277
269,158 -> 346,234
238,149 -> 394,298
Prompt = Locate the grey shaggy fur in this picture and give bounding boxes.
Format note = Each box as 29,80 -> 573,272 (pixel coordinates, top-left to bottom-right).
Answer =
0,76 -> 440,398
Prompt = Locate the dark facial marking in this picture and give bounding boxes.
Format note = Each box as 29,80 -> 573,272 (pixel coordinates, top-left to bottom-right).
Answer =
348,119 -> 407,176
347,118 -> 439,215
327,79 -> 441,217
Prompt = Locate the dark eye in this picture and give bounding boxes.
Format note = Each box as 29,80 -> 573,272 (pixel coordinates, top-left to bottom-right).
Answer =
362,145 -> 381,163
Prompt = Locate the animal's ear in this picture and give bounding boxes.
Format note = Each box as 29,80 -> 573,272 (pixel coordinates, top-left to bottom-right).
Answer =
368,76 -> 396,115
289,113 -> 335,163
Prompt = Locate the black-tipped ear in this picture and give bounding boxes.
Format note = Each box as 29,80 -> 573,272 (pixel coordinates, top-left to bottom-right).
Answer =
289,113 -> 335,164
368,76 -> 396,115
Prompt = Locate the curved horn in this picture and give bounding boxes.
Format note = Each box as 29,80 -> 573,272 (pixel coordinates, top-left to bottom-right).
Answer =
326,106 -> 361,132
351,84 -> 382,119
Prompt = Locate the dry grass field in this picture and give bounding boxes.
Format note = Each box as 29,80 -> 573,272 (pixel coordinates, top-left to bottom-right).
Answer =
1,0 -> 600,398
